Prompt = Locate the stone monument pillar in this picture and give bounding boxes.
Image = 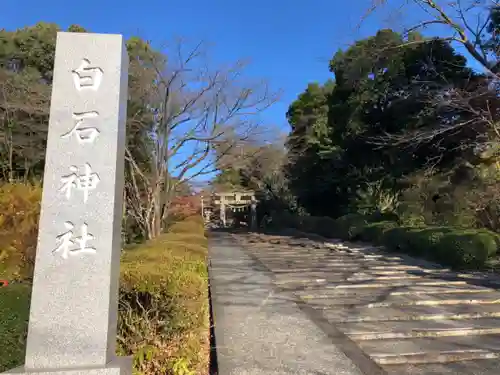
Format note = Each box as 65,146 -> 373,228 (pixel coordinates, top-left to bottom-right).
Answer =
2,32 -> 131,375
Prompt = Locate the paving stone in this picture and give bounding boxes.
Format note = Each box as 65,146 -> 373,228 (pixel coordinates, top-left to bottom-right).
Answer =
337,318 -> 500,339
297,286 -> 496,302
324,302 -> 500,323
324,291 -> 500,309
323,279 -> 471,290
241,232 -> 500,374
384,359 -> 500,375
357,334 -> 500,361
300,292 -> 421,308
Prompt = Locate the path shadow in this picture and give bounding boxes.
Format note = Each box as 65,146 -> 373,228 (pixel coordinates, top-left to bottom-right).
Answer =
207,230 -> 388,375
231,228 -> 500,293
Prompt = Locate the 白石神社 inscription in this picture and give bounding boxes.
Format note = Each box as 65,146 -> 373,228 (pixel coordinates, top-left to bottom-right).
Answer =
2,32 -> 131,375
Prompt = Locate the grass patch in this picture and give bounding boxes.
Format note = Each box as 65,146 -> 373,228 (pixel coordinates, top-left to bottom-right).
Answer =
0,284 -> 31,372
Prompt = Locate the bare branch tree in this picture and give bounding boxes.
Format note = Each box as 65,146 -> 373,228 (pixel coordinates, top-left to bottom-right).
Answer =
124,38 -> 280,239
365,0 -> 499,74
359,1 -> 500,155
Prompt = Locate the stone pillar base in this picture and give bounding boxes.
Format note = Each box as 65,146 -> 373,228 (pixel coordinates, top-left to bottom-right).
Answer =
2,357 -> 132,375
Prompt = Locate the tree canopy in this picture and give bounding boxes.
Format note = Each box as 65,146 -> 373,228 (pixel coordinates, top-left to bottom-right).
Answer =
276,21 -> 500,230
0,22 -> 278,240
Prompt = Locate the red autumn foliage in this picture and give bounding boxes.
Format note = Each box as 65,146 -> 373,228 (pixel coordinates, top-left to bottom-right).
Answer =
169,195 -> 201,221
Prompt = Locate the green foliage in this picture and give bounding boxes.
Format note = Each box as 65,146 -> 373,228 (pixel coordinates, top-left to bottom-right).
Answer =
363,222 -> 498,269
0,23 -> 191,240
299,216 -> 337,237
118,216 -> 209,375
0,23 -> 159,183
271,209 -> 499,270
358,221 -> 398,243
0,284 -> 31,372
434,230 -> 499,268
269,212 -> 337,237
285,28 -> 487,221
0,182 -> 209,374
285,82 -> 339,215
276,26 -> 500,275
332,214 -> 369,240
270,211 -> 302,229
331,212 -> 400,241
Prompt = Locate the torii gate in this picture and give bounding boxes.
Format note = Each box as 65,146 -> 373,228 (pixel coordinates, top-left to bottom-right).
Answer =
201,191 -> 257,229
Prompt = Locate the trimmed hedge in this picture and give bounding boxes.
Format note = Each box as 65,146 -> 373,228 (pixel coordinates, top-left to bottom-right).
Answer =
272,211 -> 500,270
358,221 -> 399,243
0,191 -> 209,375
270,212 -> 337,238
375,226 -> 499,269
118,215 -> 209,375
332,213 -> 370,240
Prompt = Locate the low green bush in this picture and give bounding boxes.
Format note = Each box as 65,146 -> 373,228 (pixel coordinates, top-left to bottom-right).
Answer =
301,216 -> 337,237
379,226 -> 413,252
332,212 -> 399,241
0,284 -> 31,372
434,230 -> 498,269
333,213 -> 369,240
296,216 -> 319,233
118,216 -> 209,375
271,212 -> 301,230
366,211 -> 400,223
269,213 -> 336,238
405,227 -> 454,258
268,210 -> 498,270
378,225 -> 498,269
359,221 -> 398,244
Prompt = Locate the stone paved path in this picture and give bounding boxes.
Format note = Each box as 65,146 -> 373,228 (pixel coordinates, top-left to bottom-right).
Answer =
209,232 -> 366,375
234,231 -> 500,375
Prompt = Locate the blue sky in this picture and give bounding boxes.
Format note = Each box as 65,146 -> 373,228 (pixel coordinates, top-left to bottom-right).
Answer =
1,0 -> 387,132
1,0 -> 487,183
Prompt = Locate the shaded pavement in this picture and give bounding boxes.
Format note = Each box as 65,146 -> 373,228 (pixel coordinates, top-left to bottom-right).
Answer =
223,230 -> 500,375
208,231 -> 366,375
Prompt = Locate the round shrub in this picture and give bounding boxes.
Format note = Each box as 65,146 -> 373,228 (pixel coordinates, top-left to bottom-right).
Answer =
379,227 -> 414,252
359,221 -> 398,243
119,219 -> 209,375
405,227 -> 453,258
435,230 -> 498,269
271,212 -> 301,229
334,214 -> 369,240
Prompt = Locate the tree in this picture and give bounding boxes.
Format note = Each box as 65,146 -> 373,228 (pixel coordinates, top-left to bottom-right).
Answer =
0,23 -> 88,182
0,66 -> 50,181
284,28 -> 483,218
123,39 -> 279,239
366,1 -> 499,74
0,24 -> 232,242
211,137 -> 300,219
362,1 -> 500,150
285,81 -> 339,215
